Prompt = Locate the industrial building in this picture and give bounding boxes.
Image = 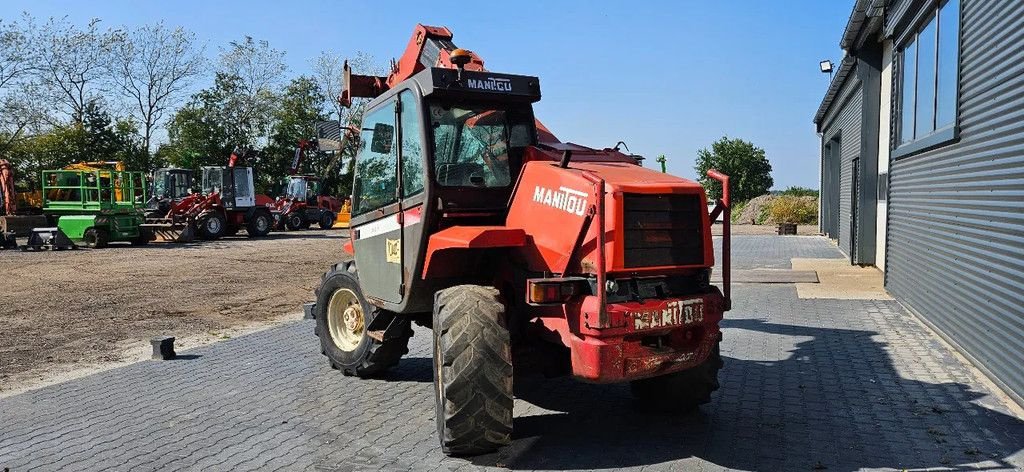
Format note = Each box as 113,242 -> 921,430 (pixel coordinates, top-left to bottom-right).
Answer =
814,0 -> 1024,405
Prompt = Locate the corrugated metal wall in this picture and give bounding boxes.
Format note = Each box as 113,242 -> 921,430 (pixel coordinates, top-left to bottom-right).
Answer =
886,0 -> 1024,403
821,74 -> 863,257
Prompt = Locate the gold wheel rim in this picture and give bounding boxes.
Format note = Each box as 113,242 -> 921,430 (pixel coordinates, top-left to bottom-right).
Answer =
327,288 -> 364,352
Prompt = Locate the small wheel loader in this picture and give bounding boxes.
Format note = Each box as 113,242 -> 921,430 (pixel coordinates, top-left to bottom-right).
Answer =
308,24 -> 732,456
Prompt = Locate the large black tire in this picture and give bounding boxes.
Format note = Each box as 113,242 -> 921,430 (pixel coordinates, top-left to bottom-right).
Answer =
285,213 -> 304,231
433,285 -> 513,456
82,227 -> 109,249
130,228 -> 153,246
246,210 -> 273,237
319,211 -> 335,230
196,212 -> 227,240
630,340 -> 723,413
314,261 -> 411,377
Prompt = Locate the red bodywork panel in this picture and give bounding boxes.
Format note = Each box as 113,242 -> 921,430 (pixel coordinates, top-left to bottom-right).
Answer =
506,154 -> 714,277
422,226 -> 526,279
414,144 -> 727,383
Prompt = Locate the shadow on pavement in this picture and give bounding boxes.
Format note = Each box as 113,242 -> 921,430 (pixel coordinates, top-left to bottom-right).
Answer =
460,319 -> 1024,471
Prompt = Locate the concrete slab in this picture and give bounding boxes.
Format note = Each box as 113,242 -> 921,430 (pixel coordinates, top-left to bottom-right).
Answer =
791,257 -> 892,300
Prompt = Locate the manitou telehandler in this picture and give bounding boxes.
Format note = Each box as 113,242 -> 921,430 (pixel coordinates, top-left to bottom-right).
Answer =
308,24 -> 732,456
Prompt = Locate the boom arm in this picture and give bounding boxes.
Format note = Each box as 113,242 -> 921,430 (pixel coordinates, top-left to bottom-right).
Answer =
338,24 -> 558,143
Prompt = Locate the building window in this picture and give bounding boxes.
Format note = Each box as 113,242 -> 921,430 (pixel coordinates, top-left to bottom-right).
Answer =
895,0 -> 959,157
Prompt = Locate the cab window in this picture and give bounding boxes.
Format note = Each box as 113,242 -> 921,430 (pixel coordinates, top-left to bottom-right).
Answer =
429,103 -> 532,188
353,100 -> 398,215
400,90 -> 425,198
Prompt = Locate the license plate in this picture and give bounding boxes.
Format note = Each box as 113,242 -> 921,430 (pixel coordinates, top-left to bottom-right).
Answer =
628,298 -> 705,331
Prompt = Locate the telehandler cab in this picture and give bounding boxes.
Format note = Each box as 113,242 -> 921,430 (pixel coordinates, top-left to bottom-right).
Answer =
309,24 -> 732,456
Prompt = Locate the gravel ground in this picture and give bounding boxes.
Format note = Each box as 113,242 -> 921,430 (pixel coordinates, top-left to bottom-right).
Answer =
0,229 -> 347,394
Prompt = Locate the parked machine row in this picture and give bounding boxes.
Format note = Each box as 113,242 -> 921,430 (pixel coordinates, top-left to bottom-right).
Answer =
0,145 -> 352,250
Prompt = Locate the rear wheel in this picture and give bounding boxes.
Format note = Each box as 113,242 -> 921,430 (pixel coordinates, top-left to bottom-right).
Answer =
197,212 -> 226,240
319,211 -> 335,230
285,213 -> 304,231
246,211 -> 273,237
130,228 -> 152,246
82,227 -> 109,249
314,262 -> 411,376
433,285 -> 513,456
630,340 -> 722,413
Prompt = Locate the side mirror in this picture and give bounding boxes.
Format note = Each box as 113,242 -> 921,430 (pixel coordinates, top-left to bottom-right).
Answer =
370,123 -> 394,154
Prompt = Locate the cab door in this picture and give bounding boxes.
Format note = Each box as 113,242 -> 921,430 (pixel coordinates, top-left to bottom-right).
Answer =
351,97 -> 403,304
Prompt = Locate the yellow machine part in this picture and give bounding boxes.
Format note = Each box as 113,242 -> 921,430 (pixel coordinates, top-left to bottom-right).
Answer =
17,190 -> 42,210
60,161 -> 129,201
335,200 -> 351,228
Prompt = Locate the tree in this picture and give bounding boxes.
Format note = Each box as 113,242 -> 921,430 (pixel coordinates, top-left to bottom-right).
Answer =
161,73 -> 249,170
0,15 -> 34,90
0,15 -> 48,153
109,22 -> 205,159
31,17 -> 117,124
6,100 -> 144,182
217,36 -> 286,147
262,76 -> 329,193
694,136 -> 773,202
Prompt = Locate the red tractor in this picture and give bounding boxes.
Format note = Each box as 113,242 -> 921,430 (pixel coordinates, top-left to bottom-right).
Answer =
145,150 -> 275,241
308,24 -> 732,456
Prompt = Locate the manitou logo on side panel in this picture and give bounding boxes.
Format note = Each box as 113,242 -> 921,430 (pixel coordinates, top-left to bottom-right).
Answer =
466,77 -> 512,92
533,185 -> 588,216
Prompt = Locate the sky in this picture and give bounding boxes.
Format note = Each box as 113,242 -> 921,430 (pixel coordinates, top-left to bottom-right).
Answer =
3,0 -> 852,189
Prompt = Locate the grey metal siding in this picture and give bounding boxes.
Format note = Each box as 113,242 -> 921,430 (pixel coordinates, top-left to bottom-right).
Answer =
822,75 -> 863,257
886,0 -> 1024,403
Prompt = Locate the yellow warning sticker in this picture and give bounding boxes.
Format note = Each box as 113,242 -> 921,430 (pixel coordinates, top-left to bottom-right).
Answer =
385,238 -> 400,264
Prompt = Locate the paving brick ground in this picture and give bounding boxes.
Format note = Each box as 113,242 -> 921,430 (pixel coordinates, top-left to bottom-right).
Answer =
2,235 -> 1023,471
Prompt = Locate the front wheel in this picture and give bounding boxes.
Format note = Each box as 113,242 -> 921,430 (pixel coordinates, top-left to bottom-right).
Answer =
285,213 -> 304,231
433,285 -> 513,456
82,227 -> 109,249
314,262 -> 411,376
197,212 -> 227,240
319,211 -> 335,230
630,340 -> 722,413
130,228 -> 153,246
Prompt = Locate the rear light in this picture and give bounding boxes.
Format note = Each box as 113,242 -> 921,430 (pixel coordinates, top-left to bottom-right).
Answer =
526,278 -> 588,305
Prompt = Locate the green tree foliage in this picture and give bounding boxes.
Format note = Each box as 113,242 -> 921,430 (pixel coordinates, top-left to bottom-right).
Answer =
160,73 -> 251,170
780,186 -> 819,197
262,76 -> 328,193
5,101 -> 146,186
694,136 -> 774,202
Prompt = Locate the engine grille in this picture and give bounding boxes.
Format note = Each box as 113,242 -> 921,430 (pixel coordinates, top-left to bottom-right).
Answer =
622,193 -> 705,268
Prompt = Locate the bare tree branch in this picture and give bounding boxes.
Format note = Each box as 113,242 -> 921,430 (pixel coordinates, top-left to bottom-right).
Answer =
31,17 -> 116,123
109,22 -> 206,155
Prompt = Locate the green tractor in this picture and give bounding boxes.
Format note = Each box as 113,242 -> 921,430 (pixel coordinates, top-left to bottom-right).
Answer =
36,169 -> 150,248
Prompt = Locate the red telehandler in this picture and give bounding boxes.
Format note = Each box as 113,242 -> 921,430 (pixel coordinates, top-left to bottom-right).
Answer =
268,139 -> 345,230
308,24 -> 732,455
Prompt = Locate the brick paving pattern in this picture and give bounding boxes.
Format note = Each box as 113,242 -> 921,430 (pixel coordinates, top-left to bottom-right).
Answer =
1,235 -> 1022,471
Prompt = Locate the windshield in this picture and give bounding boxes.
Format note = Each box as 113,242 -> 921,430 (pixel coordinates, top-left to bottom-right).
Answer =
202,168 -> 223,195
153,171 -> 167,198
286,177 -> 307,199
429,103 -> 533,188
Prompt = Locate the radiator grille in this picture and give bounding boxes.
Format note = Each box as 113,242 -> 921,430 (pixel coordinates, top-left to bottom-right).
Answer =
623,193 -> 704,268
